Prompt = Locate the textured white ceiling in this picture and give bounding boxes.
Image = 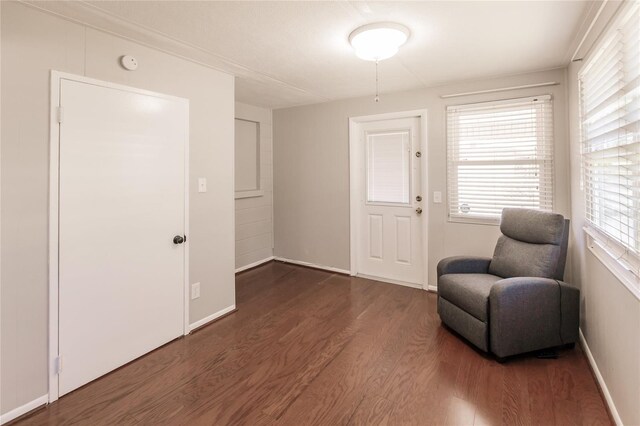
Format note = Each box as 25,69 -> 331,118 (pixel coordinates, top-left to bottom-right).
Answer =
32,1 -> 595,108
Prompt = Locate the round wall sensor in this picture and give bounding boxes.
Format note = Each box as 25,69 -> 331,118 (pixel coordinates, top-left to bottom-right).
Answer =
120,55 -> 138,71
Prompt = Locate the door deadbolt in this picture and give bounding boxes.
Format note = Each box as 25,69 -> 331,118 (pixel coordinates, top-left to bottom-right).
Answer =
415,151 -> 422,157
416,195 -> 422,202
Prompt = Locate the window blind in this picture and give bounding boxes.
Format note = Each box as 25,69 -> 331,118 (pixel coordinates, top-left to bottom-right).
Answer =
580,0 -> 640,275
367,131 -> 411,204
447,95 -> 554,223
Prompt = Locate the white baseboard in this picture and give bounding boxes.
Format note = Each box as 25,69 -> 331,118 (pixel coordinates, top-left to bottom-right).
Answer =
274,256 -> 351,275
189,304 -> 236,332
579,329 -> 622,426
356,273 -> 423,290
0,394 -> 48,425
426,284 -> 438,293
235,256 -> 274,273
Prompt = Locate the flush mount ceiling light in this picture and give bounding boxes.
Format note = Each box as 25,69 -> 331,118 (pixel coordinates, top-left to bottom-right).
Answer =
349,22 -> 410,102
349,22 -> 410,61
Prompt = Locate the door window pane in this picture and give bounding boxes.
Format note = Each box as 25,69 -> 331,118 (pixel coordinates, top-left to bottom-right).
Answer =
367,131 -> 410,204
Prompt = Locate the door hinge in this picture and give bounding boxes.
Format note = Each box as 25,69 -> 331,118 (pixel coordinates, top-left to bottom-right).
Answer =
55,355 -> 63,374
57,107 -> 64,123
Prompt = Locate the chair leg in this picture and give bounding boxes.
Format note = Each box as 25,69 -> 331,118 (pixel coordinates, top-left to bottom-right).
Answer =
536,349 -> 559,359
495,356 -> 507,364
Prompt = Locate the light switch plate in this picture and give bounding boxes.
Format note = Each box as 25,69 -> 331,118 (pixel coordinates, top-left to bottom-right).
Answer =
198,178 -> 207,193
433,191 -> 442,203
191,282 -> 201,299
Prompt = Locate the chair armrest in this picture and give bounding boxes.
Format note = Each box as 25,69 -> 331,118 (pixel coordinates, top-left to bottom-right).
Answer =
489,277 -> 576,358
437,256 -> 492,278
557,280 -> 580,343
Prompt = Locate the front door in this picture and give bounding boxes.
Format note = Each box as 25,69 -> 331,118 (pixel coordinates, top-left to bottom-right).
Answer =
354,117 -> 424,286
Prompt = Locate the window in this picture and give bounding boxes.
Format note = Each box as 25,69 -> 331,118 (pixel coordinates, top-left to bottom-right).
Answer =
366,130 -> 411,204
447,96 -> 554,223
235,118 -> 263,198
580,0 -> 640,278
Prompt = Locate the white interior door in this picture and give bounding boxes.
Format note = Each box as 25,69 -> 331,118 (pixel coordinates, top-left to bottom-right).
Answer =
57,77 -> 188,396
355,117 -> 424,286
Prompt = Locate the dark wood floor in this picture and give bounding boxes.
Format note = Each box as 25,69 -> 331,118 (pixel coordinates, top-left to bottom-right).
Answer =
16,262 -> 611,425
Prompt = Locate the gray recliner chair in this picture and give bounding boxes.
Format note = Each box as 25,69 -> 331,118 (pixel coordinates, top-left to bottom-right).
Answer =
437,208 -> 580,360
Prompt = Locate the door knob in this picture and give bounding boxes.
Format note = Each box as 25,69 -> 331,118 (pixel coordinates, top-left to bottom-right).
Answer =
416,208 -> 423,215
173,235 -> 185,245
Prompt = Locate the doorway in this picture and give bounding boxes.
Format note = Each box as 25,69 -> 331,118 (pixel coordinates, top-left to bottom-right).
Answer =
49,72 -> 190,400
349,111 -> 428,288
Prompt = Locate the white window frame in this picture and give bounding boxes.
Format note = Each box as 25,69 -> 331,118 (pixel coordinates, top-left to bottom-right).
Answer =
365,128 -> 412,206
234,117 -> 264,199
446,95 -> 554,225
579,0 -> 640,298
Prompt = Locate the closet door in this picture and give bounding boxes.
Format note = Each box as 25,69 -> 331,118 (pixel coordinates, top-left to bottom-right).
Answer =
57,77 -> 188,396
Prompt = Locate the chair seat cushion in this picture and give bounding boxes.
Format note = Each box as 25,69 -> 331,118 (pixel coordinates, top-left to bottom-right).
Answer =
438,273 -> 503,322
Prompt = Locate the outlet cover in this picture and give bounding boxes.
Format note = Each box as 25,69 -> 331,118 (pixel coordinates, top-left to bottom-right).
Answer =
198,178 -> 207,193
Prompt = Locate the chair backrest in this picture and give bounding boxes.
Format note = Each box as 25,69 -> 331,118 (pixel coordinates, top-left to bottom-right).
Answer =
488,208 -> 570,280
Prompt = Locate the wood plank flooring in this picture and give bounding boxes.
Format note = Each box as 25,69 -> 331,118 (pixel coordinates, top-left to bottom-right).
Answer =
15,262 -> 612,425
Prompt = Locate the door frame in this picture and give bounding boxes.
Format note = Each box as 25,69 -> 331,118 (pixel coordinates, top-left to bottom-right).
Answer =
348,110 -> 428,289
48,71 -> 190,402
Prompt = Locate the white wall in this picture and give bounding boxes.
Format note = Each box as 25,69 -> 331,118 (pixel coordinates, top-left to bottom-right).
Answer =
273,68 -> 571,285
234,102 -> 274,271
567,2 -> 640,424
1,2 -> 235,417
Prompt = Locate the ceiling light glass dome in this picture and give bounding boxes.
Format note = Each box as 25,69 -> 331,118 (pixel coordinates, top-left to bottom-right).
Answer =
349,22 -> 410,61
